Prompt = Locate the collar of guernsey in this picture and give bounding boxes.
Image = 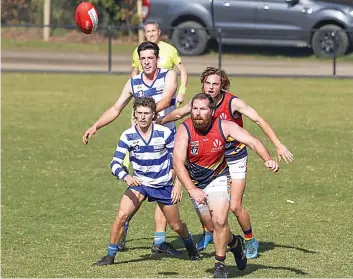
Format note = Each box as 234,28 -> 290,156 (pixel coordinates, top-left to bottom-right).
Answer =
133,41 -> 182,72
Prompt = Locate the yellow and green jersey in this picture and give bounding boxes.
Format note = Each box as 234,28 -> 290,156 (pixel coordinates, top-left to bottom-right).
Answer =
132,41 -> 182,72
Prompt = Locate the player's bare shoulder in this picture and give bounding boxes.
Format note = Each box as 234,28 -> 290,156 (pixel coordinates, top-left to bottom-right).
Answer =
166,68 -> 177,78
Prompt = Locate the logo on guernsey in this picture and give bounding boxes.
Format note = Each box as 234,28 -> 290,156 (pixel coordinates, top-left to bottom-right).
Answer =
136,90 -> 144,97
220,113 -> 227,120
191,146 -> 198,155
213,139 -> 222,147
133,144 -> 140,152
190,141 -> 199,146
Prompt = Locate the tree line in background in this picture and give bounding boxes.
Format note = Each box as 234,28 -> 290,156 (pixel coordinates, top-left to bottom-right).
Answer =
1,0 -> 139,27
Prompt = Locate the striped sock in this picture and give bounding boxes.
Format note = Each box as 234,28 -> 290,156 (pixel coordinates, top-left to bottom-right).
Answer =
107,243 -> 119,257
154,232 -> 166,246
215,254 -> 226,265
228,234 -> 238,253
243,227 -> 253,241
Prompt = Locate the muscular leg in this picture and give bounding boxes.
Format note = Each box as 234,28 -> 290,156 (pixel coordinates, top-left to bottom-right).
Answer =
94,188 -> 145,265
158,202 -> 200,260
192,197 -> 214,251
207,197 -> 231,257
153,204 -> 168,245
110,188 -> 145,244
229,179 -> 251,232
158,203 -> 189,238
120,131 -> 172,249
152,170 -> 180,246
230,178 -> 259,259
196,207 -> 214,232
208,196 -> 247,271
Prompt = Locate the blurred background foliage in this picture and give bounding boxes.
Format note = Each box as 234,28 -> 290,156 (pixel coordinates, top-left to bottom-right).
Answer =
1,0 -> 139,26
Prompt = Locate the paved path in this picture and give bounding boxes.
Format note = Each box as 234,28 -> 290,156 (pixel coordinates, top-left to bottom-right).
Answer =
2,50 -> 352,77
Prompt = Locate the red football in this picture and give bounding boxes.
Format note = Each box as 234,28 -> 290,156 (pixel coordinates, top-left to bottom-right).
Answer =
75,2 -> 99,34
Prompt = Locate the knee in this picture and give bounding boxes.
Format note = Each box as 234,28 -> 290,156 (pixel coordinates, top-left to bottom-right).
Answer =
212,216 -> 228,229
230,201 -> 243,216
169,220 -> 184,233
115,210 -> 129,227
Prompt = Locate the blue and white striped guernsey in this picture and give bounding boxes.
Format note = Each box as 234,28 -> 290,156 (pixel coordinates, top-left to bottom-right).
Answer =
130,68 -> 176,131
111,124 -> 174,188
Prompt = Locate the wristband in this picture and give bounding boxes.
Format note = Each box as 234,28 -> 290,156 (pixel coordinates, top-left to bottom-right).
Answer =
178,85 -> 186,95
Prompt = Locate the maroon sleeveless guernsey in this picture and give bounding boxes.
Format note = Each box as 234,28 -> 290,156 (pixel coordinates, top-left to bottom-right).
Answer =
182,117 -> 229,189
214,91 -> 248,162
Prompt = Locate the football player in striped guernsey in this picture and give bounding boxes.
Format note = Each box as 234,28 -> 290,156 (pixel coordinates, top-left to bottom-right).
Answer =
83,42 -> 183,255
93,97 -> 200,266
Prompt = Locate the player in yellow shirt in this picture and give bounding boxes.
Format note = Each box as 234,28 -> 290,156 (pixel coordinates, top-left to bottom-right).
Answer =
118,22 -> 189,255
131,21 -> 188,105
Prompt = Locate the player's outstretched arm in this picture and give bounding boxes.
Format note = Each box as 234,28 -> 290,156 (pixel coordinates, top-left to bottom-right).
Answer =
82,80 -> 133,144
221,120 -> 279,173
161,101 -> 191,125
173,125 -> 207,204
231,98 -> 293,163
156,70 -> 178,113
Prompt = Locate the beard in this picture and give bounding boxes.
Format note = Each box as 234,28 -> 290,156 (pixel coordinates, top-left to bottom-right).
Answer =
191,115 -> 212,132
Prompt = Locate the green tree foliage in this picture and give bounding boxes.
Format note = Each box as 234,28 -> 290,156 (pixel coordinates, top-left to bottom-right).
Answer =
1,0 -> 31,24
1,0 -> 139,27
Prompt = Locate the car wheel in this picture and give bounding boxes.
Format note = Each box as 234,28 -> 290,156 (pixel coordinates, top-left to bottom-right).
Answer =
171,21 -> 208,56
311,24 -> 349,57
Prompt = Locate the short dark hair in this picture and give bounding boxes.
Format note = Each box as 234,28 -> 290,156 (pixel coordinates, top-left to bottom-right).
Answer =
133,97 -> 157,121
191,93 -> 216,111
137,41 -> 159,58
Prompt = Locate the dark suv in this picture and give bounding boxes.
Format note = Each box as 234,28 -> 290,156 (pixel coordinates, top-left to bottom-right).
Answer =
145,0 -> 353,57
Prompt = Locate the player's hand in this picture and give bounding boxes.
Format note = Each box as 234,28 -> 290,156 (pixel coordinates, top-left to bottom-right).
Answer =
176,93 -> 185,106
171,179 -> 183,204
83,126 -> 97,144
124,175 -> 141,187
264,159 -> 280,173
189,188 -> 207,204
276,143 -> 293,163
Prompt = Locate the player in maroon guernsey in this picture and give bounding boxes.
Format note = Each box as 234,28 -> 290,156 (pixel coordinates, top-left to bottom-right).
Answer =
173,93 -> 279,278
161,67 -> 293,259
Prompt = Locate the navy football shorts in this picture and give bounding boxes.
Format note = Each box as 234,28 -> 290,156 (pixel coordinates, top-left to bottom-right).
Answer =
128,184 -> 174,205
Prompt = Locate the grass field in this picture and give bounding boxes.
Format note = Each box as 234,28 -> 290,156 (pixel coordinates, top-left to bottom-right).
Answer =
2,73 -> 353,278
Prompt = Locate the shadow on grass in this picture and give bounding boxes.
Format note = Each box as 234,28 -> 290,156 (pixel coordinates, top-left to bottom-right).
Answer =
157,271 -> 179,276
205,263 -> 309,277
112,250 -> 193,265
259,241 -> 318,255
119,237 -> 317,257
